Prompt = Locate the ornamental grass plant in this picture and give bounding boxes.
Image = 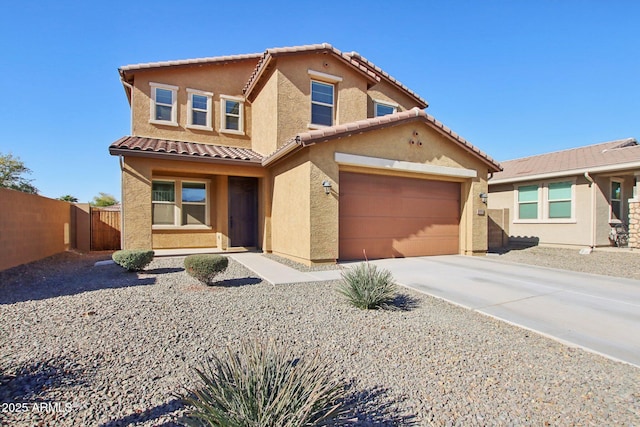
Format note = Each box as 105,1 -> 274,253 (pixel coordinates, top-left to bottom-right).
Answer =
182,340 -> 350,427
338,262 -> 397,310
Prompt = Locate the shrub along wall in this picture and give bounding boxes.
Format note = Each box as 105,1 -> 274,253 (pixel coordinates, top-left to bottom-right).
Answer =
0,188 -> 76,271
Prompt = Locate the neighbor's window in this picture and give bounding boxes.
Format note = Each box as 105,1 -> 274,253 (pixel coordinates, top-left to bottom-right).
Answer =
310,80 -> 334,126
548,181 -> 572,219
152,181 -> 176,225
182,182 -> 207,225
611,180 -> 622,221
187,89 -> 213,130
518,185 -> 539,220
152,179 -> 209,227
220,96 -> 244,134
374,101 -> 397,117
150,83 -> 178,126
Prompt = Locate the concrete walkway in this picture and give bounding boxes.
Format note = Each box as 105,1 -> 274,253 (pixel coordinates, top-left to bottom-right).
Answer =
229,253 -> 341,284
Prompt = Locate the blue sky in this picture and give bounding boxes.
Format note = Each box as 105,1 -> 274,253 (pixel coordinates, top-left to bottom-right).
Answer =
1,1 -> 638,202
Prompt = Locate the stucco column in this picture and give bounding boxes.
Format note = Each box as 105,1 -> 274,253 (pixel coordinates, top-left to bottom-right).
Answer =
628,199 -> 640,249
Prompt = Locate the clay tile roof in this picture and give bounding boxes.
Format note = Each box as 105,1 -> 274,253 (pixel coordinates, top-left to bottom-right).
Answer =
490,138 -> 640,183
242,43 -> 428,108
119,52 -> 263,73
109,136 -> 263,164
264,108 -> 501,172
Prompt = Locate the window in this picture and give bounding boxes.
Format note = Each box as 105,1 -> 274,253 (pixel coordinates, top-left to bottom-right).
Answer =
152,179 -> 209,227
517,185 -> 539,220
152,181 -> 176,225
310,80 -> 334,126
187,89 -> 213,130
548,181 -> 572,219
150,83 -> 178,126
182,182 -> 206,225
220,95 -> 244,134
611,180 -> 622,221
374,100 -> 397,117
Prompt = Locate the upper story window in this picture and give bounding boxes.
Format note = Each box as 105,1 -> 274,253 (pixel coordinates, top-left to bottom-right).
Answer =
517,185 -> 539,220
374,100 -> 398,117
308,69 -> 342,128
187,88 -> 213,131
220,95 -> 245,135
150,83 -> 178,126
311,81 -> 334,127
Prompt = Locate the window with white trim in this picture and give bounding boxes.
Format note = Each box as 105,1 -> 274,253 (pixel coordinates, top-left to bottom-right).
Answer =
374,100 -> 397,117
548,181 -> 572,219
150,83 -> 178,126
517,185 -> 539,220
152,179 -> 209,227
610,180 -> 623,221
187,88 -> 213,130
310,80 -> 334,126
220,95 -> 244,134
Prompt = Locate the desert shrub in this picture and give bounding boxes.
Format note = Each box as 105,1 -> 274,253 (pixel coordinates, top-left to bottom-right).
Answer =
182,340 -> 350,427
184,254 -> 229,285
338,262 -> 397,309
112,249 -> 154,272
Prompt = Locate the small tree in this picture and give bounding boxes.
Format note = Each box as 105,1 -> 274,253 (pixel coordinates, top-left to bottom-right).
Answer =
0,152 -> 38,194
91,192 -> 118,207
58,195 -> 78,203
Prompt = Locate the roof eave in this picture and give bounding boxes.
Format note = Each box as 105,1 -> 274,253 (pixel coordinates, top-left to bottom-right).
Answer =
109,147 -> 264,167
489,161 -> 640,185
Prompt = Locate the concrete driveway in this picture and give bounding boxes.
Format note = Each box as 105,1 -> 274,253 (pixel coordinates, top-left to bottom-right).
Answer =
368,255 -> 640,368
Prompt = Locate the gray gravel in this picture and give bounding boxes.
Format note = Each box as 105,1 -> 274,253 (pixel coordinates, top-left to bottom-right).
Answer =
0,251 -> 639,426
494,246 -> 640,280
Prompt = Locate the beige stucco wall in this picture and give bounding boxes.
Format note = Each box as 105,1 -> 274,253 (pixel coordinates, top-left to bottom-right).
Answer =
121,157 -> 266,250
366,79 -> 420,117
0,188 -> 72,271
129,60 -> 256,148
282,120 -> 492,263
488,174 -> 636,247
269,153 -> 311,262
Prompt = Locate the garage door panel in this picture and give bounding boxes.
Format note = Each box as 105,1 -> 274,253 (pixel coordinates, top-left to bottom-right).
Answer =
340,194 -> 459,218
339,172 -> 460,260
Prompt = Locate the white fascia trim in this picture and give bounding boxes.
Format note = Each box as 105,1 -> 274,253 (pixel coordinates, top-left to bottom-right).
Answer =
335,152 -> 477,178
308,69 -> 343,83
373,98 -> 400,108
489,161 -> 640,185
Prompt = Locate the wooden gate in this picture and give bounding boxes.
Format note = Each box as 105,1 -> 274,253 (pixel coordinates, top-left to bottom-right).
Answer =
91,208 -> 121,251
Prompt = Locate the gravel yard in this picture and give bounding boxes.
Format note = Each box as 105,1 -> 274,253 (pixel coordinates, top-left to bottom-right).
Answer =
494,246 -> 640,280
0,250 -> 639,426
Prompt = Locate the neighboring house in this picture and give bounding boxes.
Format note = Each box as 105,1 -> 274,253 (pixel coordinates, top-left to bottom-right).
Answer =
488,138 -> 640,248
110,43 -> 501,264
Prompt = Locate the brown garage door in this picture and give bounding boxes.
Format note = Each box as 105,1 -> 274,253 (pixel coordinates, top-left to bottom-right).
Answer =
339,172 -> 460,260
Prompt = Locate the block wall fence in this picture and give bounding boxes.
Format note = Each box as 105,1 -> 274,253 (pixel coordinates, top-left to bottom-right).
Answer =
0,188 -> 92,272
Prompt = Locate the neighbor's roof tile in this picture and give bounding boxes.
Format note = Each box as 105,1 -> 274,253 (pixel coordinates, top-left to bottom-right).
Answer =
109,136 -> 263,163
491,138 -> 640,182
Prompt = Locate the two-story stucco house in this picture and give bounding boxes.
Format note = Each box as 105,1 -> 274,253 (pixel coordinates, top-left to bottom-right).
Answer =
110,43 -> 501,265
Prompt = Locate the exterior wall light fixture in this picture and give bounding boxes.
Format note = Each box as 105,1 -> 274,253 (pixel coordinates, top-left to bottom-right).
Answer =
322,180 -> 332,195
479,192 -> 488,204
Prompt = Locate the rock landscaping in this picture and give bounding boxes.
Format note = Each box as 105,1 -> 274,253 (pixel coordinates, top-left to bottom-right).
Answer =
0,250 -> 638,425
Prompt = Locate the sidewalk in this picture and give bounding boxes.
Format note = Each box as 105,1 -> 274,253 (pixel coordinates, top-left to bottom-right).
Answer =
229,252 -> 341,284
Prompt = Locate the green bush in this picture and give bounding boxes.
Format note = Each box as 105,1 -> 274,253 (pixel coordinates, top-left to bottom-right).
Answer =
112,249 -> 154,272
338,262 -> 397,309
184,254 -> 229,285
182,340 -> 350,427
